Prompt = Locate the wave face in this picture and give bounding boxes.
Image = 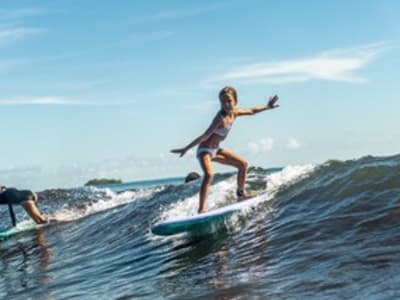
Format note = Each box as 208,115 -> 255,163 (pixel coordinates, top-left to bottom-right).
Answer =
1,154 -> 400,299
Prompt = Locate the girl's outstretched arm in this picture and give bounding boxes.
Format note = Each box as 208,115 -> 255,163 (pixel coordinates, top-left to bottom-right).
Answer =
235,95 -> 279,116
171,114 -> 222,157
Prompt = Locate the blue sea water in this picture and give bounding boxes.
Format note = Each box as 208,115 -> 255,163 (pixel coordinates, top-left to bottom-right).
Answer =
1,154 -> 400,299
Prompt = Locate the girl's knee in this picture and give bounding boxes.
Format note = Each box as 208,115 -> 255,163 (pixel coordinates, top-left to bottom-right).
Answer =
238,160 -> 248,171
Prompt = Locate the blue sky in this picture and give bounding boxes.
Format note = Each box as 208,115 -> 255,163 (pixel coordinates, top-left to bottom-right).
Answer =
0,0 -> 399,190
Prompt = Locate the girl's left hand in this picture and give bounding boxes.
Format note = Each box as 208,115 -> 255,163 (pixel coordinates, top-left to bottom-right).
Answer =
268,95 -> 279,109
171,148 -> 187,157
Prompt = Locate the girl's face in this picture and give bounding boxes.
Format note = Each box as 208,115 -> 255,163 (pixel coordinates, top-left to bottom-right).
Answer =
220,93 -> 236,112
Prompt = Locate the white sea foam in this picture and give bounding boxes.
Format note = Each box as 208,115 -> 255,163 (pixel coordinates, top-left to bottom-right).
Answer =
53,187 -> 161,222
265,164 -> 315,192
160,164 -> 315,221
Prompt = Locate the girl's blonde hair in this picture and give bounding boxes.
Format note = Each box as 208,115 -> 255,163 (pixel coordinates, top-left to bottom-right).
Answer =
219,86 -> 237,105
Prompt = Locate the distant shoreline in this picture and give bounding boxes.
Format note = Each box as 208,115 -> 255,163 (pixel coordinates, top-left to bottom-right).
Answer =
84,178 -> 122,186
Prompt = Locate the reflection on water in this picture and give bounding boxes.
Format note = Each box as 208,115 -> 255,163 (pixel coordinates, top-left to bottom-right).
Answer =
159,214 -> 271,299
0,228 -> 54,299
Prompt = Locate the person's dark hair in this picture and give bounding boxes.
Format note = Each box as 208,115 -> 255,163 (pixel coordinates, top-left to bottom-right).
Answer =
185,172 -> 201,183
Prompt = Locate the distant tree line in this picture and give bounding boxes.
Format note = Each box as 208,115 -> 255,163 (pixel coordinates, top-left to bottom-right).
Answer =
84,178 -> 122,186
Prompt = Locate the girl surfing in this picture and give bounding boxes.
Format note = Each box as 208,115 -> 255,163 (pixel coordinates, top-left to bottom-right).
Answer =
171,86 -> 279,213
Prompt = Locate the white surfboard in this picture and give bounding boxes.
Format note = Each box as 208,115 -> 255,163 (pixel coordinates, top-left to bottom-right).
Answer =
151,192 -> 267,236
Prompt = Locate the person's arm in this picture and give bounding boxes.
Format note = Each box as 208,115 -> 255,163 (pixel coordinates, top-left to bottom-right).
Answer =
171,114 -> 223,157
21,201 -> 49,224
235,95 -> 279,116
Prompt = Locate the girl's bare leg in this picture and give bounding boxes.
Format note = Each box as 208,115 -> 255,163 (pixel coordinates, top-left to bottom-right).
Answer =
214,149 -> 248,199
198,153 -> 213,213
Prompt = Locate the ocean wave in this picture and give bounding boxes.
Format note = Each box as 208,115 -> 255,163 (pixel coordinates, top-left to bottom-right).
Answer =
1,154 -> 400,299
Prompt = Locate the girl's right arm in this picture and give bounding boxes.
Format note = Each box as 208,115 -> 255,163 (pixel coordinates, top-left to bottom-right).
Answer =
171,114 -> 222,157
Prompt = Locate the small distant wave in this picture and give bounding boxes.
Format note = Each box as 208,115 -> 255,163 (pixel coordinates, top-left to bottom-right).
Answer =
1,185 -> 165,229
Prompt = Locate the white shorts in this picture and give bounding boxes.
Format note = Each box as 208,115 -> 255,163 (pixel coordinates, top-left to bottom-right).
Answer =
196,147 -> 221,159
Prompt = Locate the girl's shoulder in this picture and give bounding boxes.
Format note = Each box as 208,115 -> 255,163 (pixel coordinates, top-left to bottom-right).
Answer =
219,109 -> 236,118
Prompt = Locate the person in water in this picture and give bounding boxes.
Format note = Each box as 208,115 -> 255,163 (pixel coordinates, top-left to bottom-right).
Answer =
0,185 -> 49,224
171,86 -> 279,213
184,172 -> 201,183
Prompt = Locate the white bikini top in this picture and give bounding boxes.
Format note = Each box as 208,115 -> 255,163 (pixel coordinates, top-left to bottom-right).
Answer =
214,110 -> 233,137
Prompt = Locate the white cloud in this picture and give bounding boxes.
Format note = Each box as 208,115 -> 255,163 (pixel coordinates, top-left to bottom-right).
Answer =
205,42 -> 392,86
0,96 -> 139,106
0,8 -> 44,20
0,52 -> 87,75
0,26 -> 44,45
287,138 -> 301,150
0,165 -> 43,190
0,8 -> 51,46
0,96 -> 80,105
248,137 -> 274,154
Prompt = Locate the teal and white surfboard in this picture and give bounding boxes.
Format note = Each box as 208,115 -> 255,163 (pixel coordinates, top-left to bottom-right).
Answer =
0,223 -> 38,240
152,192 -> 267,236
0,212 -> 71,240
